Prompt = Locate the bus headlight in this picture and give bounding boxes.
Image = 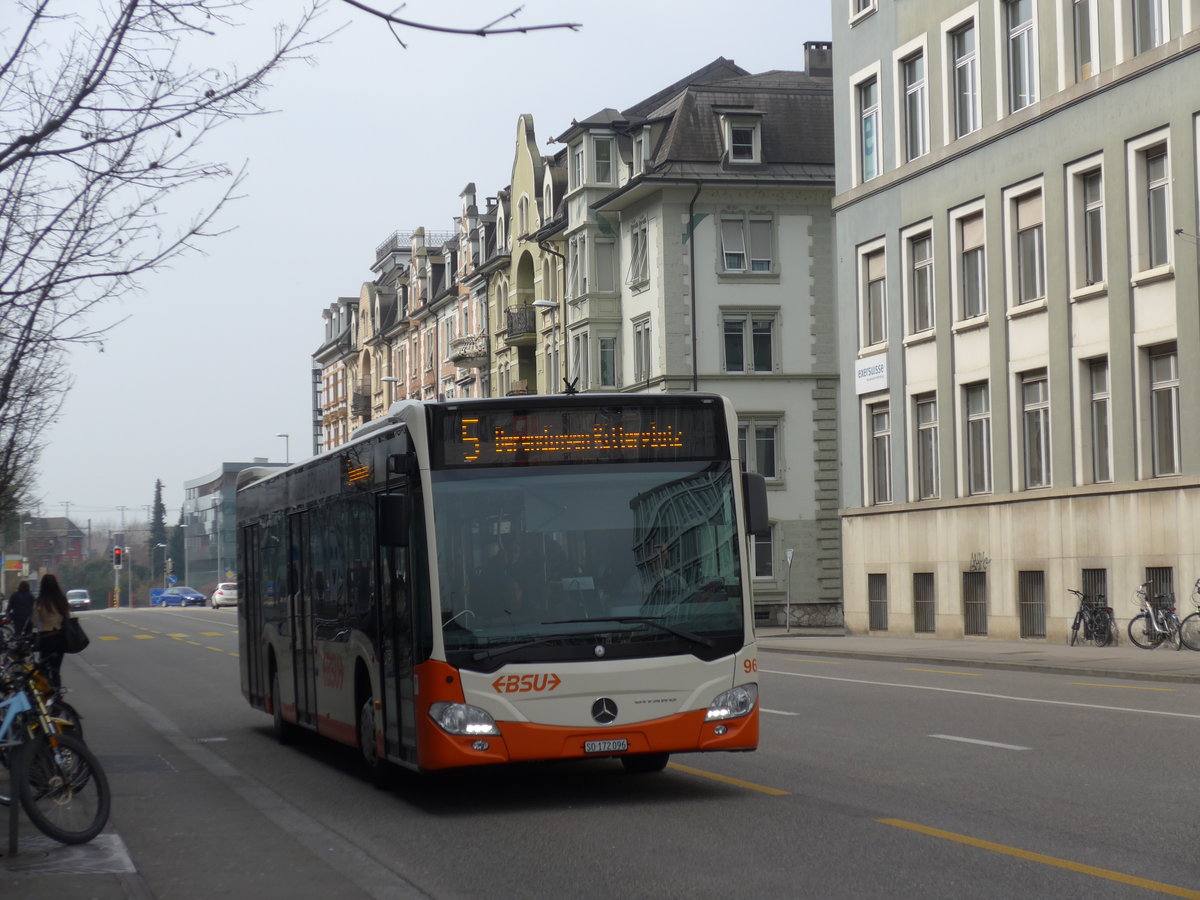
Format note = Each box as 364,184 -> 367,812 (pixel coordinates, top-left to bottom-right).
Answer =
428,702 -> 500,736
705,684 -> 758,721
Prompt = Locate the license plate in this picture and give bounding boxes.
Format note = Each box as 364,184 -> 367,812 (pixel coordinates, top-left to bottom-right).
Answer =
584,739 -> 628,753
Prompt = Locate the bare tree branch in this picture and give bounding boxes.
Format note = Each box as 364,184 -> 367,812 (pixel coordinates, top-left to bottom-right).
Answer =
339,0 -> 581,38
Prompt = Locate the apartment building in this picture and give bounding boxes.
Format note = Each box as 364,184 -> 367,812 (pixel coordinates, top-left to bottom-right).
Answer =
833,0 -> 1200,638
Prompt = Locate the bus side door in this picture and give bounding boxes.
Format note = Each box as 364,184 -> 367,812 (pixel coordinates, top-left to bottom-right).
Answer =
290,511 -> 318,727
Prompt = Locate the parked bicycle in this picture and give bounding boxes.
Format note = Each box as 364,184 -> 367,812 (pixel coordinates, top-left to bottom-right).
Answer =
1177,579 -> 1200,651
0,626 -> 107,844
1127,582 -> 1183,651
1066,589 -> 1117,647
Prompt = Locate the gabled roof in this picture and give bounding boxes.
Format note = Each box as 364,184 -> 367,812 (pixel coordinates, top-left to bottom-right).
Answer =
622,57 -> 750,118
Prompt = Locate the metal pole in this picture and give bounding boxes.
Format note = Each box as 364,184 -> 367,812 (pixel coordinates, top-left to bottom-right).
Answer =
785,549 -> 795,633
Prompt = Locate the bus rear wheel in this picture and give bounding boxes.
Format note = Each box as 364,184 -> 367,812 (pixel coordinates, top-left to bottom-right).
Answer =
620,753 -> 669,774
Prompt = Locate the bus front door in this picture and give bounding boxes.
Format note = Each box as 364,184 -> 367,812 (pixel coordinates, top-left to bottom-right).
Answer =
290,512 -> 318,727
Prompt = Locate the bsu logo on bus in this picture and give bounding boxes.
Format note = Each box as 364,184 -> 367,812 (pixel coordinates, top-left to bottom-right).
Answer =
492,673 -> 562,694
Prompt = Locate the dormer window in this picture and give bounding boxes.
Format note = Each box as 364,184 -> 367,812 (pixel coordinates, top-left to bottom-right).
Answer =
721,115 -> 762,164
632,133 -> 645,175
570,143 -> 584,190
593,137 -> 614,184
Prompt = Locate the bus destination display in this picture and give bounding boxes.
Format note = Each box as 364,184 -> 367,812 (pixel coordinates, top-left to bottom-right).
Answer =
433,404 -> 723,467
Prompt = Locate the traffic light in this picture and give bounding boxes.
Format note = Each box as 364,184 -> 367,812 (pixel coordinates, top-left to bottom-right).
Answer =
165,557 -> 173,575
113,547 -> 123,569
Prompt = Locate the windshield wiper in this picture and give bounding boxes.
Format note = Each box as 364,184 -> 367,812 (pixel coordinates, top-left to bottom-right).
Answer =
470,633 -> 580,662
542,617 -> 715,649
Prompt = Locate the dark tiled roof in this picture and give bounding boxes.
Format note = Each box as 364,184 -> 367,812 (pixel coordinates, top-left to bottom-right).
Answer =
623,57 -> 750,118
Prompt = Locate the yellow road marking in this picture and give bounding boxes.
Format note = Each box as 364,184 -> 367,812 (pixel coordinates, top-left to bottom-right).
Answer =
228,652 -> 239,658
906,667 -> 985,677
132,634 -> 155,640
878,819 -> 1200,898
99,635 -> 120,641
186,641 -> 202,647
205,646 -> 224,653
200,632 -> 224,636
168,633 -> 188,638
667,762 -> 789,795
1069,682 -> 1175,692
784,657 -> 846,664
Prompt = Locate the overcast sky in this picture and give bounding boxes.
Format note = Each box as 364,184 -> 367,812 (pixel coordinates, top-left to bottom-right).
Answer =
32,0 -> 831,532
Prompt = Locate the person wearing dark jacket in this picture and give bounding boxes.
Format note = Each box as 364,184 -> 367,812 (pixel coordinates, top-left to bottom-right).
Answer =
33,574 -> 71,687
5,580 -> 35,633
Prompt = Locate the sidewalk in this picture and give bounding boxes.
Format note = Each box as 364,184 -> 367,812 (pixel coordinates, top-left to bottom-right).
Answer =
755,627 -> 1200,684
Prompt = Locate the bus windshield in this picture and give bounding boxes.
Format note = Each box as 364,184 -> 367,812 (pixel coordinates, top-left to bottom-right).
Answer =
431,461 -> 743,669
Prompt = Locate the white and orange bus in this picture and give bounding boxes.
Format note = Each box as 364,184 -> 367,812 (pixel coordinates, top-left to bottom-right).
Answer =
237,393 -> 767,776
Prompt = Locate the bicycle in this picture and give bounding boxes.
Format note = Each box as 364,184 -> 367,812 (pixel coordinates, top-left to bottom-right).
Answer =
0,630 -> 108,844
1178,579 -> 1200,651
1066,589 -> 1117,647
1127,582 -> 1183,651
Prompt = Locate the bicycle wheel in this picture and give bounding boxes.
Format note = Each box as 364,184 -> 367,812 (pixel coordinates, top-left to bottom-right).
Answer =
1180,613 -> 1200,651
16,731 -> 110,844
1128,613 -> 1161,649
1091,614 -> 1114,648
1068,613 -> 1082,646
1166,617 -> 1183,651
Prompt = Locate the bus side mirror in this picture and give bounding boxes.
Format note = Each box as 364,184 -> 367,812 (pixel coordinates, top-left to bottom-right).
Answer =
378,493 -> 410,547
742,472 -> 769,537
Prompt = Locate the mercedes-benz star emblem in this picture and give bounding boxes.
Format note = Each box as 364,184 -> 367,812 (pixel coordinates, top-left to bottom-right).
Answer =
591,697 -> 618,724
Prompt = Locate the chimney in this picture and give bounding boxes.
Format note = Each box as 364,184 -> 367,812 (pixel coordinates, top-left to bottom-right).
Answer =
804,41 -> 833,77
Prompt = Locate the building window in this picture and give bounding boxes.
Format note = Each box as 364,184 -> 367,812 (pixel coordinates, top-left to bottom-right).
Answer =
632,133 -> 646,175
959,213 -> 986,319
1089,357 -> 1112,483
861,248 -> 886,346
852,0 -> 877,17
567,234 -> 587,298
1149,345 -> 1180,476
952,22 -> 980,137
571,332 -> 589,391
738,419 -> 780,480
1005,0 -> 1036,112
627,219 -> 649,286
1073,0 -> 1096,80
598,337 -> 616,388
593,137 -> 614,184
1021,371 -> 1051,488
1013,191 -> 1045,304
723,312 -> 776,374
965,382 -> 992,494
869,401 -> 892,504
720,215 -> 773,273
859,77 -> 880,181
726,119 -> 761,164
902,52 -> 928,161
914,393 -> 939,500
914,572 -> 936,633
1076,167 -> 1105,287
570,144 -> 584,190
868,574 -> 889,631
753,525 -> 774,578
909,233 -> 934,333
1144,145 -> 1170,270
1133,0 -> 1164,54
633,318 -> 651,383
594,241 -> 616,293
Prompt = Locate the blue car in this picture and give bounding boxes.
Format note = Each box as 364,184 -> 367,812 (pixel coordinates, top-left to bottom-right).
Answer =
156,586 -> 206,607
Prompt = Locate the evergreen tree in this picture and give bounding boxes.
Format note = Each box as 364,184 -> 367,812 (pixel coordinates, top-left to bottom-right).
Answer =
148,480 -> 168,579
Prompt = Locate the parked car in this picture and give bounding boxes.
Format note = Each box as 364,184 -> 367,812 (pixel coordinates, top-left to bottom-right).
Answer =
66,589 -> 91,611
155,586 -> 206,607
210,583 -> 238,609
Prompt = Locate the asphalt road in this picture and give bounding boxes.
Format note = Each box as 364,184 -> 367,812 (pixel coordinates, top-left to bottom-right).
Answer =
5,608 -> 1200,899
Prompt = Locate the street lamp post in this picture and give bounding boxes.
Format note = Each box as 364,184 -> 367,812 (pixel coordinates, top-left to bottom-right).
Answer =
180,523 -> 190,586
380,375 -> 399,406
154,543 -> 167,589
275,433 -> 290,464
20,520 -> 32,578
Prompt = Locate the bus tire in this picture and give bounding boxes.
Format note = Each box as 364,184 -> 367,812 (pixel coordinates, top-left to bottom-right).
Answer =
620,753 -> 669,774
271,669 -> 297,746
358,695 -> 391,789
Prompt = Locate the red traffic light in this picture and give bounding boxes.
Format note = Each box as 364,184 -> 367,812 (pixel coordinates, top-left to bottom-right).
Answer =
113,547 -> 124,569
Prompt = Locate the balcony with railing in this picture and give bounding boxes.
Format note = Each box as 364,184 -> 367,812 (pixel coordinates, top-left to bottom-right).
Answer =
448,333 -> 489,368
503,306 -> 536,345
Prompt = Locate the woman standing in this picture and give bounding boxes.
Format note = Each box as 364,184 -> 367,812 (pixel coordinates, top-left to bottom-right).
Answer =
33,573 -> 71,687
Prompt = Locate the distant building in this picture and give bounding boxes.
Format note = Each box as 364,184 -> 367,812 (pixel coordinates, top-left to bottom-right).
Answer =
183,461 -> 286,591
21,516 -> 85,577
832,0 -> 1200,638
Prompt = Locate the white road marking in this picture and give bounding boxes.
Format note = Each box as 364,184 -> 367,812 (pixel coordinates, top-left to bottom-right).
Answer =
929,734 -> 1031,751
762,708 -> 801,716
761,668 -> 1200,719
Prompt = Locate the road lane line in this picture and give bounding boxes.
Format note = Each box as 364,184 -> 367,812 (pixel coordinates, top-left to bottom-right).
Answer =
929,734 -> 1030,751
1069,682 -> 1175,692
878,818 -> 1200,899
762,669 -> 1200,719
784,657 -> 846,664
763,708 -> 801,716
667,762 -> 790,795
906,667 -> 984,677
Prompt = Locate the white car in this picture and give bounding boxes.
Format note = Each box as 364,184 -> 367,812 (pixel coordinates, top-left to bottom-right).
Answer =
210,583 -> 238,609
67,589 -> 91,611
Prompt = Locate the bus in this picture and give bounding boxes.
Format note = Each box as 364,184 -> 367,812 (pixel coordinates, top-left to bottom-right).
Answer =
236,393 -> 768,776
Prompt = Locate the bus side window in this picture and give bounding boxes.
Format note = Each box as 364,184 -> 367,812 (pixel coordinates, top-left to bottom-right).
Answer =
378,493 -> 410,548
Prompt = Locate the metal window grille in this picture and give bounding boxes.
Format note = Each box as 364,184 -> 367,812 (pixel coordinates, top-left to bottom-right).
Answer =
1018,570 -> 1046,638
963,571 -> 988,635
1145,566 -> 1174,609
913,572 -> 936,633
868,573 -> 888,631
1081,568 -> 1107,605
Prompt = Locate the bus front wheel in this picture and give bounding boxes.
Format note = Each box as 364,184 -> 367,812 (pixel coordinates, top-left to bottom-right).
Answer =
358,696 -> 391,789
620,753 -> 669,774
